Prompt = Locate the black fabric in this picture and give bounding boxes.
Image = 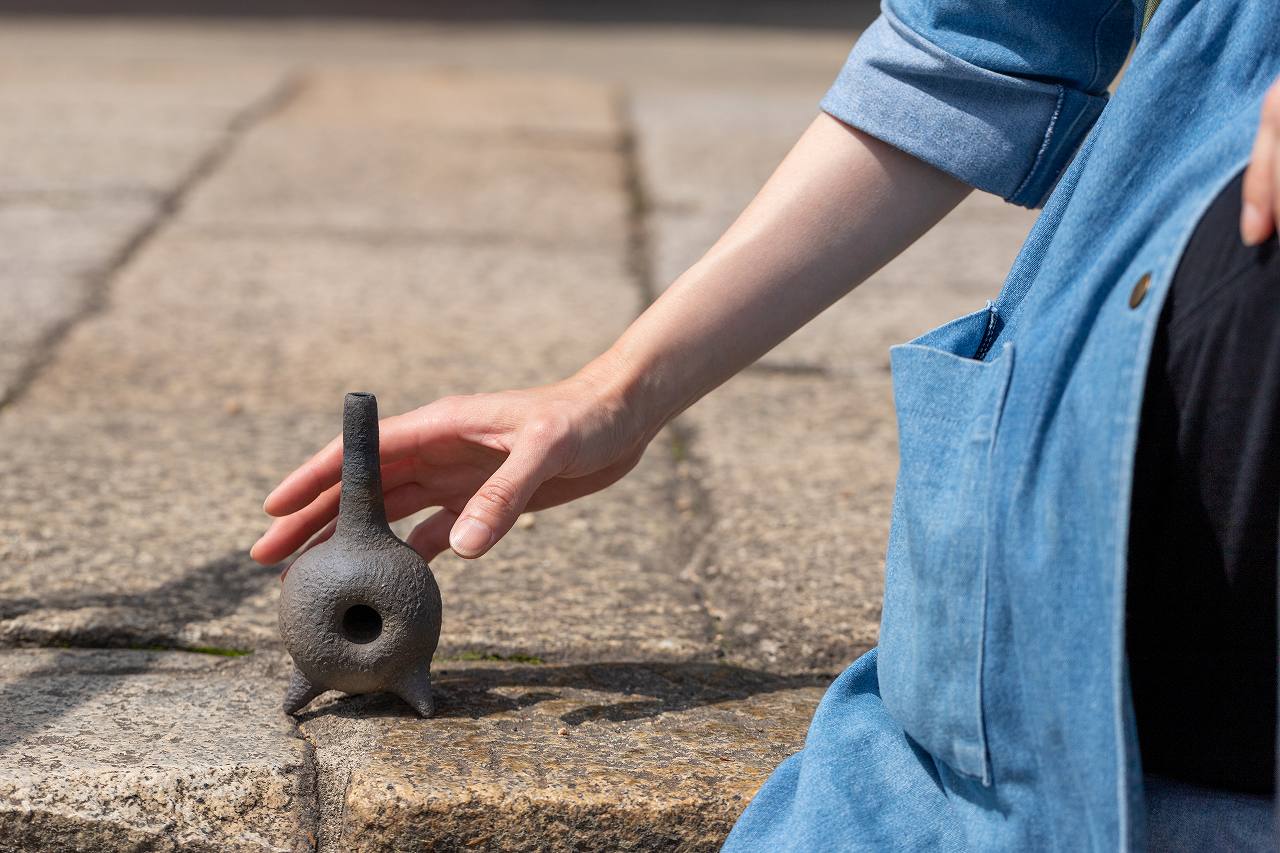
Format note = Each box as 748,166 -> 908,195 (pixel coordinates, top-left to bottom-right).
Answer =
1127,170 -> 1280,795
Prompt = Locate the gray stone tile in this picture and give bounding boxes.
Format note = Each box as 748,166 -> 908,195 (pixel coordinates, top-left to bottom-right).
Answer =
679,372 -> 897,673
0,229 -> 710,662
0,197 -> 158,400
182,72 -> 629,247
0,648 -> 312,853
297,659 -> 823,851
282,68 -> 619,141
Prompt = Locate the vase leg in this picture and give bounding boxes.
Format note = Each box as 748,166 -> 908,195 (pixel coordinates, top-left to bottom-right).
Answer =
283,666 -> 323,715
394,666 -> 435,717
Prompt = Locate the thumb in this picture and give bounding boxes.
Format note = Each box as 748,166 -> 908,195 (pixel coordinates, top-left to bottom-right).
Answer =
449,448 -> 559,558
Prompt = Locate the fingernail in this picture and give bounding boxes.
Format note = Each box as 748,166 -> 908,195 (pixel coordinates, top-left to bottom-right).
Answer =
450,518 -> 493,558
1241,202 -> 1266,245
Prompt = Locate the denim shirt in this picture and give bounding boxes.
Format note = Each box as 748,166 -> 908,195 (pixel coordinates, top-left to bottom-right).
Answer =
724,1 -> 1280,850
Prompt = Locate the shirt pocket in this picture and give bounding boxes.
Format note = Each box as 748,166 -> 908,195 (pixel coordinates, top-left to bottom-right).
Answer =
877,304 -> 1014,784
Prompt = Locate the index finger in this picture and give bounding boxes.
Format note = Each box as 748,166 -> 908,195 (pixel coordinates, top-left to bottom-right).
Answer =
263,401 -> 459,517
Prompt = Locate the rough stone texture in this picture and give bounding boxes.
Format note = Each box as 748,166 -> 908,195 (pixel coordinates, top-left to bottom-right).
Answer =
0,68 -> 707,670
0,648 -> 312,852
298,660 -> 823,851
0,60 -> 285,134
0,233 -> 708,661
282,68 -> 619,140
0,126 -> 224,198
0,61 -> 279,197
0,60 -> 281,401
0,198 -> 156,399
182,71 -> 628,248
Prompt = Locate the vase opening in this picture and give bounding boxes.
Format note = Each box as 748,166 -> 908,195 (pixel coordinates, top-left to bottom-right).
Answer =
341,603 -> 383,644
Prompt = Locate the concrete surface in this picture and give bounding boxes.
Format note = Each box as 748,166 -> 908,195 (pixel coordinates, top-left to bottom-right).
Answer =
0,17 -> 1034,851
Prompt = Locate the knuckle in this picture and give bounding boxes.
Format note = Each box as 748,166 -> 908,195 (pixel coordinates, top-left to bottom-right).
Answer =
476,477 -> 521,514
430,395 -> 464,419
524,412 -> 572,452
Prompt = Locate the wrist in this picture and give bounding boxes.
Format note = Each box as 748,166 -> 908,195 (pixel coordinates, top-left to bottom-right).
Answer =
571,345 -> 677,447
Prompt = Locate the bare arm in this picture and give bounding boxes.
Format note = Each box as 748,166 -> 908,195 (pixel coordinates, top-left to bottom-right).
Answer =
251,114 -> 969,565
605,113 -> 969,429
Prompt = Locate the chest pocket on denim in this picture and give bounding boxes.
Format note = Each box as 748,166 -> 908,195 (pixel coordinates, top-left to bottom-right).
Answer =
878,304 -> 1013,784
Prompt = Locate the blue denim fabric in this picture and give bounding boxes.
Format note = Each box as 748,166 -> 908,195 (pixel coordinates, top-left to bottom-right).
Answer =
820,1 -> 1133,207
725,0 -> 1280,850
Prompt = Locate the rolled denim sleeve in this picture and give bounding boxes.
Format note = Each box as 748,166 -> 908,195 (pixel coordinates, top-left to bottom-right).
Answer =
822,1 -> 1135,207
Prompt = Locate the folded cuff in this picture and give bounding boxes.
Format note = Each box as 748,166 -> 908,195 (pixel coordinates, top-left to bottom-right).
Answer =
820,10 -> 1108,208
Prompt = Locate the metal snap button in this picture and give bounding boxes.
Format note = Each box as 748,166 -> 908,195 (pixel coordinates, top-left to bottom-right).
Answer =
1129,272 -> 1152,309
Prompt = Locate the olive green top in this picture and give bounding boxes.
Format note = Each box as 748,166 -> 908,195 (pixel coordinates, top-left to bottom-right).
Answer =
1142,0 -> 1162,32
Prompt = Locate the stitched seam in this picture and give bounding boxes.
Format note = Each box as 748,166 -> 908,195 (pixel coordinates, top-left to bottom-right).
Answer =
974,302 -> 1001,361
1010,86 -> 1066,204
1088,0 -> 1132,91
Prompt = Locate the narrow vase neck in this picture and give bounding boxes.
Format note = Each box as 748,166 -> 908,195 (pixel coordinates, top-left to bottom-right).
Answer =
337,392 -> 389,535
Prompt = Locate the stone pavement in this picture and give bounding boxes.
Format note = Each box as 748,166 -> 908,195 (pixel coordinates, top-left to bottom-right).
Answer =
0,19 -> 1035,852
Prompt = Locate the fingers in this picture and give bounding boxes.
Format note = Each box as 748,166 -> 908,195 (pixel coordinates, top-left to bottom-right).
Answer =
280,519 -> 335,580
253,480 -> 340,564
263,400 -> 470,518
449,441 -> 564,559
406,509 -> 460,561
252,459 -> 419,564
1242,82 -> 1280,246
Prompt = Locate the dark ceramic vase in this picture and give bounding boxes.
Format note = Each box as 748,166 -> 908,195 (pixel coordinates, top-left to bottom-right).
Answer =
279,392 -> 442,717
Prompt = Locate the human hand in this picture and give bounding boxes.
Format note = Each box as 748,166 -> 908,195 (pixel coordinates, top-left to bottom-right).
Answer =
250,369 -> 651,565
1241,77 -> 1280,245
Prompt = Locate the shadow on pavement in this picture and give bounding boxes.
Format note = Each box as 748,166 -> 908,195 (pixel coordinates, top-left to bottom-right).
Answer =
0,552 -> 276,648
0,551 -> 275,753
298,660 -> 829,725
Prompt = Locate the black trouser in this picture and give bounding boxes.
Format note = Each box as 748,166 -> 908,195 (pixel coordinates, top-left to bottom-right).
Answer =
1127,170 -> 1280,794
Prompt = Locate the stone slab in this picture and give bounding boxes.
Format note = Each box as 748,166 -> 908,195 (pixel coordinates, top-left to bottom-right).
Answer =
0,126 -> 225,197
282,68 -> 619,141
0,229 -> 710,662
182,71 -> 628,247
0,60 -> 283,398
0,59 -> 284,135
298,659 -> 824,851
182,125 -> 627,247
20,233 -> 641,414
0,196 -> 159,401
678,373 -> 897,673
0,60 -> 281,197
0,648 -> 312,853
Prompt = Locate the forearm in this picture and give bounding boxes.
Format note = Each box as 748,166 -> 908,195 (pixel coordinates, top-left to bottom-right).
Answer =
585,113 -> 970,437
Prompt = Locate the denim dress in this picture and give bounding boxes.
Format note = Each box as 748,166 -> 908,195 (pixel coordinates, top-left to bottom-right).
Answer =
723,1 -> 1280,850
